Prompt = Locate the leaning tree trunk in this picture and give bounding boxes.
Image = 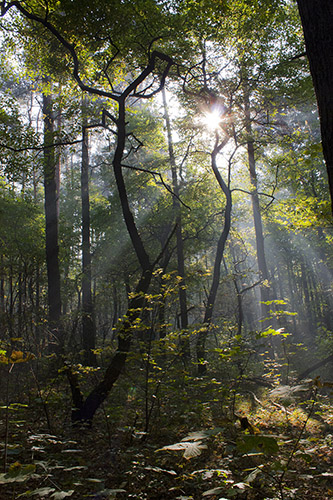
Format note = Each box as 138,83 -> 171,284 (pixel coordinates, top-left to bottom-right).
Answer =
68,95 -> 153,425
69,269 -> 152,424
196,134 -> 232,375
42,85 -> 62,350
296,0 -> 333,213
81,108 -> 96,366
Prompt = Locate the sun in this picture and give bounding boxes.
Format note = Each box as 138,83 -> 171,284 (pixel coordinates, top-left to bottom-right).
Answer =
201,108 -> 222,131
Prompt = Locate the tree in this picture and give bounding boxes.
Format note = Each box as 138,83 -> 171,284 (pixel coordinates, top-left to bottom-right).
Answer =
42,85 -> 63,349
162,88 -> 190,359
80,101 -> 97,367
243,84 -> 270,314
296,0 -> 333,212
196,132 -> 232,374
0,0 -> 179,424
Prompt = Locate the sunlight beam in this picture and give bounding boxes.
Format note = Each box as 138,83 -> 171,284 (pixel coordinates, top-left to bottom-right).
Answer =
201,108 -> 223,131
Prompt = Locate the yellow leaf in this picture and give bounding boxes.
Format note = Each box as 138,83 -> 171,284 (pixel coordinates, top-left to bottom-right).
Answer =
0,354 -> 9,364
9,351 -> 24,362
9,351 -> 35,364
313,376 -> 323,388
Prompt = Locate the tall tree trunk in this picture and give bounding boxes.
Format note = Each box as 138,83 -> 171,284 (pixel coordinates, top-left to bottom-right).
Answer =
244,90 -> 270,320
0,268 -> 4,315
229,244 -> 244,335
300,258 -> 314,332
162,88 -> 190,360
81,106 -> 96,366
18,272 -> 22,333
296,0 -> 333,212
43,87 -> 62,349
196,134 -> 232,374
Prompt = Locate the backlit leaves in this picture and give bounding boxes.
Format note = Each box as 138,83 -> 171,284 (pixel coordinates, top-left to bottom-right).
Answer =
0,350 -> 35,364
157,440 -> 208,459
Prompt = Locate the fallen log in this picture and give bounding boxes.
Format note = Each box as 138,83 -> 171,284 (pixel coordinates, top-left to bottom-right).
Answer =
297,354 -> 333,381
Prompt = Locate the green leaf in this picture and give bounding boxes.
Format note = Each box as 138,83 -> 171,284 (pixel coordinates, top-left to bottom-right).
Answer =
156,441 -> 208,459
21,487 -> 56,497
51,491 -> 74,499
7,463 -> 36,478
182,427 -> 224,442
202,487 -> 226,497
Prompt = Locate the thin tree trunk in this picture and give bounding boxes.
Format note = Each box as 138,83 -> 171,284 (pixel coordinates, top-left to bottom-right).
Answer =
43,86 -> 62,349
112,280 -> 119,329
244,90 -> 270,319
69,269 -> 152,424
0,278 -> 4,314
162,88 -> 189,359
81,106 -> 96,366
300,258 -> 314,332
229,244 -> 244,335
18,272 -> 22,333
297,354 -> 333,381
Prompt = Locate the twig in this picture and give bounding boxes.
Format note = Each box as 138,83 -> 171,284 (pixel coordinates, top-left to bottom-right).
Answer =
3,363 -> 14,473
30,365 -> 52,432
277,392 -> 317,499
121,163 -> 191,210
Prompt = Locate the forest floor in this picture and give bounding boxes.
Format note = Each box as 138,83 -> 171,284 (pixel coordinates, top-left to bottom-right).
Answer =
0,385 -> 332,500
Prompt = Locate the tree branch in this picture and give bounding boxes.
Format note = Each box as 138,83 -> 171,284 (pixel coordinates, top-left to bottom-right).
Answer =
0,139 -> 83,152
120,163 -> 191,210
2,1 -> 120,100
152,223 -> 178,268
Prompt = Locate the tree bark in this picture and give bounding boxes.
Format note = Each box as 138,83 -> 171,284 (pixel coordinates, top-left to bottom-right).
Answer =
296,0 -> 333,212
113,100 -> 151,273
43,87 -> 62,349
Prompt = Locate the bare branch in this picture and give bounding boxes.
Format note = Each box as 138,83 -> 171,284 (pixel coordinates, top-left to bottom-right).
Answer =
239,279 -> 262,294
231,187 -> 275,201
121,163 -> 191,210
152,223 -> 178,268
0,139 -> 83,152
102,108 -> 118,126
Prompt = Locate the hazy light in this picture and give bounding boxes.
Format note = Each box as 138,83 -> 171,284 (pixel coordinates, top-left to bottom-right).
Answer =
201,108 -> 223,131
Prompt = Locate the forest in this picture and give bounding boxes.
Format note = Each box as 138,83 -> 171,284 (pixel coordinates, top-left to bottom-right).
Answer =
0,0 -> 332,499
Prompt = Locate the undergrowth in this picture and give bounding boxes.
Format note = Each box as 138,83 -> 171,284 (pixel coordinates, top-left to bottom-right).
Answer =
0,365 -> 332,500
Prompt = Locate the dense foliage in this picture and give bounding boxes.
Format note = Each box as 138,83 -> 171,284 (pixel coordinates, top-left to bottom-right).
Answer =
0,1 -> 332,499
